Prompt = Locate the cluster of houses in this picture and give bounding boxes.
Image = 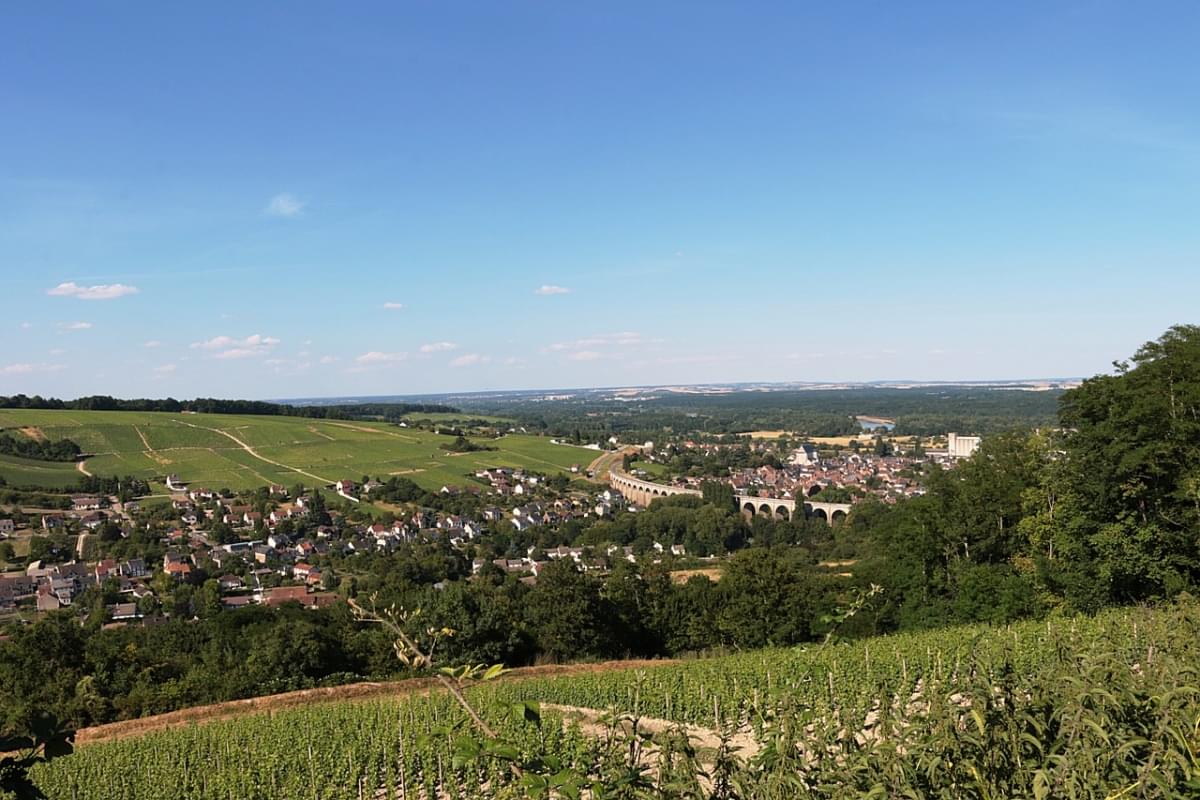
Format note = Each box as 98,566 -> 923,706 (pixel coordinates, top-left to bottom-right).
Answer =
476,539 -> 688,581
0,465 -> 649,621
639,436 -> 982,506
474,467 -> 548,496
728,451 -> 927,504
35,493 -> 131,534
1,557 -> 149,614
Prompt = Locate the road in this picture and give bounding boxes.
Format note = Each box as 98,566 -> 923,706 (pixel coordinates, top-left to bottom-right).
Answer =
585,446 -> 639,482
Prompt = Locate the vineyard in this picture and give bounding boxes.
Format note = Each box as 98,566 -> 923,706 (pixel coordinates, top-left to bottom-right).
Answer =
0,408 -> 591,492
29,600 -> 1200,798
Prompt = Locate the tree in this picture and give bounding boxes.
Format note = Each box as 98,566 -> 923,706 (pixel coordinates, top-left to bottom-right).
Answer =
1054,325 -> 1200,604
523,560 -> 615,661
716,548 -> 821,648
700,480 -> 735,509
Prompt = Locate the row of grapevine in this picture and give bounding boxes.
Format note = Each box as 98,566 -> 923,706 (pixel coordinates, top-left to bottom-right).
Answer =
31,601 -> 1200,798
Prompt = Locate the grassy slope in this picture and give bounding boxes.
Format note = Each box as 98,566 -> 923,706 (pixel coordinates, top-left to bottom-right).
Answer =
0,453 -> 81,488
0,409 -> 592,492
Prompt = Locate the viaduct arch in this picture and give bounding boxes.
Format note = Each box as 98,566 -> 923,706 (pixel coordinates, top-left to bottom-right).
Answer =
608,470 -> 851,525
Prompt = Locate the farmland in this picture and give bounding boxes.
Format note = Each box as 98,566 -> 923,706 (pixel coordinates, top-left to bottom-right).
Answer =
29,600 -> 1200,798
0,409 -> 594,492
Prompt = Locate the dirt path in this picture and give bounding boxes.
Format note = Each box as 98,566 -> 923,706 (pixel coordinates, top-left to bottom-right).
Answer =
317,421 -> 419,442
171,420 -> 334,486
74,658 -> 675,747
134,426 -> 153,450
76,460 -> 92,477
545,704 -> 759,759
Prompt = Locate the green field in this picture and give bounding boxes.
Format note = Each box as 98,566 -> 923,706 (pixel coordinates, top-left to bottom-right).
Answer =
0,409 -> 595,492
0,452 -> 82,488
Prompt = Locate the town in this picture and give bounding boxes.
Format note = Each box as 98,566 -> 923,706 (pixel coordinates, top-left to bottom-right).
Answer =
0,428 -> 982,624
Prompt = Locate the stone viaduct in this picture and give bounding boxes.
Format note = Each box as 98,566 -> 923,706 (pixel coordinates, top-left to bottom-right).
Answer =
608,470 -> 852,524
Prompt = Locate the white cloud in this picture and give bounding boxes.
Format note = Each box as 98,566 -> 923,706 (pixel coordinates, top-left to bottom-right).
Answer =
319,355 -> 339,364
535,284 -> 572,296
264,193 -> 305,218
48,348 -> 66,356
19,322 -> 32,329
190,333 -> 280,360
1,363 -> 64,375
568,350 -> 604,362
153,364 -> 177,374
354,351 -> 408,365
420,341 -> 458,354
144,340 -> 162,348
47,281 -> 140,301
546,331 -> 654,355
382,302 -> 405,310
58,321 -> 93,331
449,353 -> 489,368
211,349 -> 256,360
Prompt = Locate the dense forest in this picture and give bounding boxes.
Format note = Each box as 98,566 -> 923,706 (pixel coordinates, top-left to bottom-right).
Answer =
453,385 -> 1063,440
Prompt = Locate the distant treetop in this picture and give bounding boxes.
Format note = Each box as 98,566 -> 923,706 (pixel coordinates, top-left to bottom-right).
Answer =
0,394 -> 457,420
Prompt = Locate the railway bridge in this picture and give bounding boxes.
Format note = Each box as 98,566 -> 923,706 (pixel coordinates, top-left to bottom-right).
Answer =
608,470 -> 852,524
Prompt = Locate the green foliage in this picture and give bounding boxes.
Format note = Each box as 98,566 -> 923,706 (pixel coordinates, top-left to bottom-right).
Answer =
0,712 -> 73,800
0,434 -> 81,463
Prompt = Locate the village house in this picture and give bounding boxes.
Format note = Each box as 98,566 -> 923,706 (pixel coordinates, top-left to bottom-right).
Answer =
79,511 -> 106,530
218,574 -> 244,591
262,585 -> 337,609
107,602 -> 141,622
72,496 -> 102,512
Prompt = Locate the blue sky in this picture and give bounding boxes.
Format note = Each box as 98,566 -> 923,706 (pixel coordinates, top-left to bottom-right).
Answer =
2,2 -> 1198,399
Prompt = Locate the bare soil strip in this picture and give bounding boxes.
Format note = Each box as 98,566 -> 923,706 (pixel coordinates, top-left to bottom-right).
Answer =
317,421 -> 419,442
74,659 -> 674,747
18,427 -> 47,442
545,704 -> 759,757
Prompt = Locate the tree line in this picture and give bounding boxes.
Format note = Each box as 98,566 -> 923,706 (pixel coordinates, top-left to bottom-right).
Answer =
0,432 -> 81,462
0,395 -> 457,419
